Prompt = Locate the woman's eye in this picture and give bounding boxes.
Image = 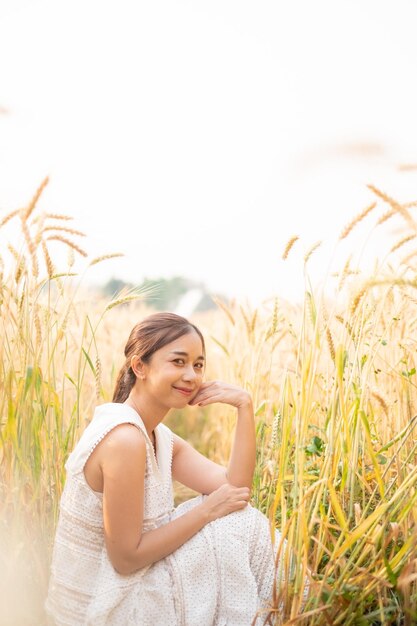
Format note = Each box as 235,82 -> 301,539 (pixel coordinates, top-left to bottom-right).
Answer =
174,359 -> 185,365
195,363 -> 204,369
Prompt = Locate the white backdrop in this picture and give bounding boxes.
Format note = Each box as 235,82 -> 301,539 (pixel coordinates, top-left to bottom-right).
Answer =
1,0 -> 417,305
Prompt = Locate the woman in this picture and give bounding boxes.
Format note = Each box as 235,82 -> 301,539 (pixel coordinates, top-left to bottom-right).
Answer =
45,312 -> 286,625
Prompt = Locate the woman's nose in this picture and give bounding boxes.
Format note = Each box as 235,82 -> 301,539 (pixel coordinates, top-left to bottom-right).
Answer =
181,365 -> 197,381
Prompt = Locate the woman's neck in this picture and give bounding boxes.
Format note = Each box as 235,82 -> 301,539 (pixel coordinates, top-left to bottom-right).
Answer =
124,391 -> 168,439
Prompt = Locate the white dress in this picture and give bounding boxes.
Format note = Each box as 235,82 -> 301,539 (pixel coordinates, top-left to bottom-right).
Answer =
45,402 -> 285,626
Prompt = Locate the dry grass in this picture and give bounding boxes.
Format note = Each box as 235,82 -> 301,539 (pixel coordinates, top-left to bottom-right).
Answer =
2,181 -> 417,624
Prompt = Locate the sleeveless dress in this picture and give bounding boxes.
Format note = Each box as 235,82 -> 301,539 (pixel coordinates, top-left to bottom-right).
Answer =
45,402 -> 288,626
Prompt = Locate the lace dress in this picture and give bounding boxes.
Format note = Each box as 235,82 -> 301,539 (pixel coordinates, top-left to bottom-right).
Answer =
45,402 -> 285,626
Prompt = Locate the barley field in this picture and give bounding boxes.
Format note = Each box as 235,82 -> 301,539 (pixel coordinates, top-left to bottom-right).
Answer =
2,180 -> 417,625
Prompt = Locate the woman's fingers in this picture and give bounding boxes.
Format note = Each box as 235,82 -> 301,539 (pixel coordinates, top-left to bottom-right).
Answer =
196,394 -> 224,406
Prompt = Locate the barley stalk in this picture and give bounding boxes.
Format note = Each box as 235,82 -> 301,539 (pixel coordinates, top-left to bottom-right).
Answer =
67,248 -> 75,269
282,235 -> 299,260
339,202 -> 377,240
41,241 -> 55,278
371,390 -> 388,416
105,294 -> 146,311
367,184 -> 414,226
250,310 -> 258,333
34,308 -> 42,346
338,256 -> 352,291
44,213 -> 74,221
89,253 -> 124,267
43,226 -> 86,237
304,241 -> 322,264
335,315 -> 355,342
46,235 -> 87,257
398,164 -> 417,172
350,284 -> 367,315
212,296 -> 235,326
390,234 -> 417,254
15,258 -> 24,284
271,411 -> 280,448
240,306 -> 251,336
322,307 -> 335,361
400,251 -> 417,266
0,208 -> 20,229
95,355 -> 102,400
24,176 -> 49,221
377,209 -> 397,226
271,298 -> 278,334
20,218 -> 39,277
7,243 -> 20,263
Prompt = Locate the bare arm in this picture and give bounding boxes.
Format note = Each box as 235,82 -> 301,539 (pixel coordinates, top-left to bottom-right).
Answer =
226,395 -> 256,489
188,382 -> 256,490
100,424 -> 250,576
172,433 -> 228,494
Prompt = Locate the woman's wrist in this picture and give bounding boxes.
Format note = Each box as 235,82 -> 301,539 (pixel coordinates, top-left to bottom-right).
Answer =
197,498 -> 212,524
235,392 -> 253,410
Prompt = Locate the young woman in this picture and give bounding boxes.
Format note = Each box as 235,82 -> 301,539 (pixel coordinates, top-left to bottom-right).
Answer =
45,312 -> 286,625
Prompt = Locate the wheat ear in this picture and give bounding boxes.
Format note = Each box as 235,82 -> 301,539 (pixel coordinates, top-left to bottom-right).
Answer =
89,253 -> 124,267
390,234 -> 417,254
367,184 -> 414,225
282,236 -> 299,260
46,235 -> 87,257
339,202 -> 377,240
304,241 -> 322,264
24,176 -> 49,221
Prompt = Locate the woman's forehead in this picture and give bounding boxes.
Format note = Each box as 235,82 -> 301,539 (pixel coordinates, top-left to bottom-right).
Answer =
163,331 -> 204,357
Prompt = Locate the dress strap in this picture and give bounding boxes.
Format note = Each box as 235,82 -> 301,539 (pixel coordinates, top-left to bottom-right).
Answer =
64,402 -> 159,476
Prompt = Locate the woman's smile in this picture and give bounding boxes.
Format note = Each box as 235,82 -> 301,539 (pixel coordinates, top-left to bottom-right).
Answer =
172,386 -> 194,396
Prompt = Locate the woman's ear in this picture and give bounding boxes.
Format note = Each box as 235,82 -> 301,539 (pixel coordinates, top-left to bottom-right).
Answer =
131,355 -> 146,380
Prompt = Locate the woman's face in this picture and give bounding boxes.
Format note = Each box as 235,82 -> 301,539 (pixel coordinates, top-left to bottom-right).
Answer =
140,330 -> 205,408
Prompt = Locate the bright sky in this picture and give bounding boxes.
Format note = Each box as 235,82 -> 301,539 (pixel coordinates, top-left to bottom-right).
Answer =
1,0 -> 417,305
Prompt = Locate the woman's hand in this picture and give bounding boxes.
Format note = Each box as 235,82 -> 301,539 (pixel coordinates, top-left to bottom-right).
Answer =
200,483 -> 250,523
188,381 -> 251,409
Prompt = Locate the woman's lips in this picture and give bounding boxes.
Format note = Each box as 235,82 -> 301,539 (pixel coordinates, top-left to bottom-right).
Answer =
173,386 -> 193,396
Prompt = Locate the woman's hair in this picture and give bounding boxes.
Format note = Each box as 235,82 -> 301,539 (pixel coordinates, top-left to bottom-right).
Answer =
112,312 -> 205,403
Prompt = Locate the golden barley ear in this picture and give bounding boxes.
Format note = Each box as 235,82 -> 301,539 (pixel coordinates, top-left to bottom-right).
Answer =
43,226 -> 86,237
44,213 -> 74,221
377,209 -> 396,226
24,176 -> 49,221
46,235 -> 87,257
338,256 -> 352,291
0,208 -> 20,229
41,241 -> 55,278
400,250 -> 417,266
95,355 -> 102,400
89,253 -> 124,267
240,306 -> 251,335
212,296 -> 236,326
20,219 -> 38,278
367,184 -> 414,225
390,234 -> 417,254
104,293 -> 145,311
350,284 -> 368,315
322,306 -> 335,362
371,390 -> 388,416
398,163 -> 417,172
282,236 -> 299,260
339,202 -> 376,240
250,309 -> 258,333
304,240 -> 322,265
335,314 -> 355,342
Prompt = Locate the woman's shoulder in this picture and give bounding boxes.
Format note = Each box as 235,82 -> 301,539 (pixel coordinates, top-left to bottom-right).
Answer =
65,403 -> 147,474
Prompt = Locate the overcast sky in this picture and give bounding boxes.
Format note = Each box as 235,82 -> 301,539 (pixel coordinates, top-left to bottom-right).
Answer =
1,0 -> 417,305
